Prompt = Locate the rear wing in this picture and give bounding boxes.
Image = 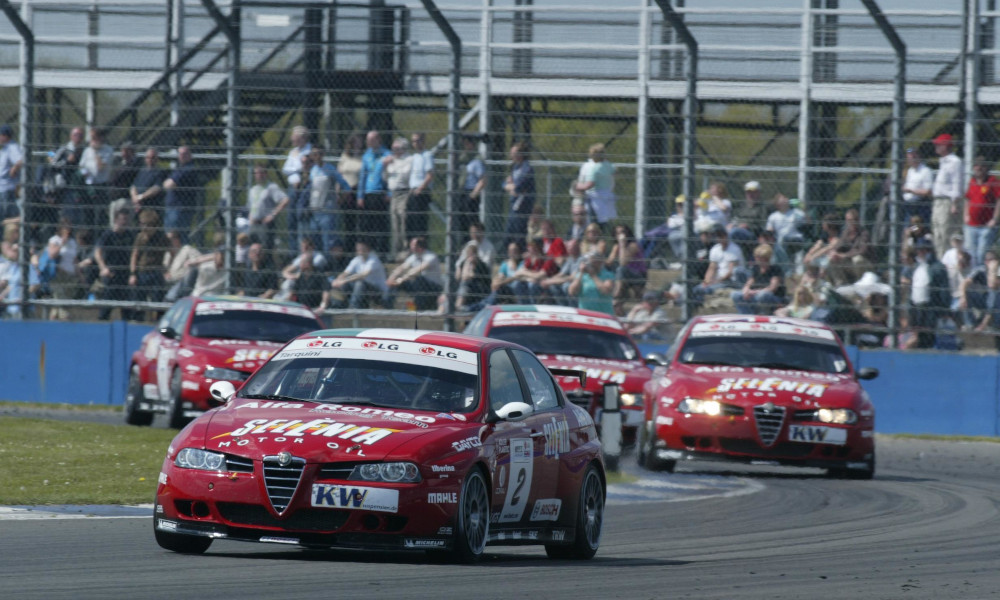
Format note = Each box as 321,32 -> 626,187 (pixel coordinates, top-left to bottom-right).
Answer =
547,367 -> 587,387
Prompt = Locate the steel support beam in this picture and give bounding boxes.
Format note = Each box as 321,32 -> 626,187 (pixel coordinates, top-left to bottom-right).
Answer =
653,0 -> 697,321
0,0 -> 33,319
861,0 -> 906,348
420,0 -> 461,329
201,0 -> 240,288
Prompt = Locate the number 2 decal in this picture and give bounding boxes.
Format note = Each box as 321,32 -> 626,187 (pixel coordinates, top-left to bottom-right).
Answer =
498,438 -> 533,523
510,468 -> 527,506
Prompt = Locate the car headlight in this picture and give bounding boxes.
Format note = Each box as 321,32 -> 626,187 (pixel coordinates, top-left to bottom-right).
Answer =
620,393 -> 641,407
349,462 -> 422,483
175,448 -> 226,471
817,408 -> 857,425
677,398 -> 722,416
203,366 -> 248,381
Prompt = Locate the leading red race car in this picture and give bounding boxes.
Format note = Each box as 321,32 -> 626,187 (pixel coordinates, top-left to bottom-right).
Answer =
125,295 -> 324,428
153,328 -> 606,562
464,305 -> 656,444
638,315 -> 878,478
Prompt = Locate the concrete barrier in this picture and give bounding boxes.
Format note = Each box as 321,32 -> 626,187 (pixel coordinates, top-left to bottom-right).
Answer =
1,321 -> 997,436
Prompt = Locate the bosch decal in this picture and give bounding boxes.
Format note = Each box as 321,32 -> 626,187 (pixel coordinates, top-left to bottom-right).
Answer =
530,499 -> 562,522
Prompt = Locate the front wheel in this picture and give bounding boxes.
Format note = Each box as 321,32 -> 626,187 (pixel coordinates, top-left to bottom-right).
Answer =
828,455 -> 875,480
641,420 -> 675,473
545,463 -> 604,560
124,366 -> 154,426
154,522 -> 212,554
450,468 -> 490,564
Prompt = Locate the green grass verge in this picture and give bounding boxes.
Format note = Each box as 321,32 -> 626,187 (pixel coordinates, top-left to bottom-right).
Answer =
605,471 -> 639,485
0,400 -> 120,412
0,417 -> 175,505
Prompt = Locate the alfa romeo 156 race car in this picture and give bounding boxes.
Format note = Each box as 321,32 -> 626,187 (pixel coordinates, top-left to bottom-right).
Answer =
638,315 -> 878,478
153,328 -> 606,562
125,296 -> 323,428
464,305 -> 655,443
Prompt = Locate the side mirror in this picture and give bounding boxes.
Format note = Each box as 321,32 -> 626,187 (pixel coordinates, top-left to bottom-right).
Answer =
644,352 -> 668,367
857,367 -> 879,381
495,401 -> 534,422
159,326 -> 179,340
209,381 -> 237,406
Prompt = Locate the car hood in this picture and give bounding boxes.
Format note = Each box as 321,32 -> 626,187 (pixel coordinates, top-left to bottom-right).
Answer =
197,400 -> 477,462
184,338 -> 286,372
536,353 -> 651,395
662,363 -> 862,409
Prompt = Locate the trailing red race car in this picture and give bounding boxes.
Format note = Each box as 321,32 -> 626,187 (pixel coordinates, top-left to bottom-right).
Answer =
125,295 -> 324,428
153,328 -> 606,562
638,315 -> 878,479
464,305 -> 656,444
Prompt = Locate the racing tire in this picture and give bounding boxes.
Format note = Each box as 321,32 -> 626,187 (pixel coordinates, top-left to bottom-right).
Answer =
545,463 -> 604,560
641,420 -> 675,473
827,456 -> 875,480
449,468 -> 490,564
154,523 -> 213,554
635,420 -> 649,467
124,366 -> 154,427
166,369 -> 189,430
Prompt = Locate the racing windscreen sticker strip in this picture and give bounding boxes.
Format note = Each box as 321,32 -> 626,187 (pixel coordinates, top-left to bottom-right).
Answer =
273,338 -> 479,375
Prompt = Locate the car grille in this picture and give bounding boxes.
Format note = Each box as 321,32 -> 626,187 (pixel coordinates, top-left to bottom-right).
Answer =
262,455 -> 306,514
753,404 -> 786,447
217,503 -> 349,531
225,455 -> 254,473
317,462 -> 361,480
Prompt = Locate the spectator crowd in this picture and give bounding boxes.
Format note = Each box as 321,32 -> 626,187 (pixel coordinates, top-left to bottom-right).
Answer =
2,123 -> 999,352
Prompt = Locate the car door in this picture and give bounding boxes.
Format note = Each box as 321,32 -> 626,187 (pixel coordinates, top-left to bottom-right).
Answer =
509,349 -> 564,525
486,348 -> 557,531
155,298 -> 192,402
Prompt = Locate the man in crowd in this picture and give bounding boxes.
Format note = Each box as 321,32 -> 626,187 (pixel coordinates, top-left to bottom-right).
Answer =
766,193 -> 806,257
0,124 -> 24,222
129,147 -> 166,216
963,156 -> 1000,267
731,243 -> 786,315
244,164 -> 289,249
931,133 -> 964,257
625,290 -> 670,341
95,208 -> 134,320
407,132 -> 434,242
358,130 -> 391,256
383,137 -> 412,259
306,145 -> 351,256
729,180 -> 769,245
282,125 -> 311,253
692,224 -> 745,307
457,134 -> 486,243
318,238 -> 387,311
566,200 -> 587,242
79,127 -> 114,228
385,236 -> 443,311
503,142 -> 535,247
901,146 -> 933,227
163,146 -> 201,242
910,237 -> 951,349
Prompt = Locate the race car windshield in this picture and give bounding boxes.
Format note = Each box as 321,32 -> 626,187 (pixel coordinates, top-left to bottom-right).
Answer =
679,336 -> 849,374
188,310 -> 318,342
241,357 -> 479,413
488,325 -> 638,361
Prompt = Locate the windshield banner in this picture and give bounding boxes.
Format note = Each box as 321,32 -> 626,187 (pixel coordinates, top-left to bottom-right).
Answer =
272,337 -> 479,375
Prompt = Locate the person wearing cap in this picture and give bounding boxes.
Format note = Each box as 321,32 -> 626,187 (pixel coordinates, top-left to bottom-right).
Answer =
692,224 -> 746,307
730,180 -> 769,243
625,290 -> 670,341
963,155 -> 1000,267
901,146 -> 933,227
0,123 -> 23,222
909,236 -> 950,349
931,133 -> 964,257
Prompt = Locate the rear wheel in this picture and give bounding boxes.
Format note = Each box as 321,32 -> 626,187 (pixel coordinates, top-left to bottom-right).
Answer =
545,463 -> 604,560
124,366 -> 154,426
153,522 -> 212,554
166,369 -> 189,429
450,468 -> 490,564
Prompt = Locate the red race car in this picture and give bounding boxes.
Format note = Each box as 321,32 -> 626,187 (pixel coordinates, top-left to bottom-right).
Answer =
464,305 -> 656,444
125,295 -> 324,428
638,315 -> 878,478
153,328 -> 606,562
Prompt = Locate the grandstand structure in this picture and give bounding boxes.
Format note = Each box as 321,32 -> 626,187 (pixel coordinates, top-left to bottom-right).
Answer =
0,0 -> 996,347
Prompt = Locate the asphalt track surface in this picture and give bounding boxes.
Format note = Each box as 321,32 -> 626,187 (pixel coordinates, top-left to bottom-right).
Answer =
4,424 -> 1000,600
